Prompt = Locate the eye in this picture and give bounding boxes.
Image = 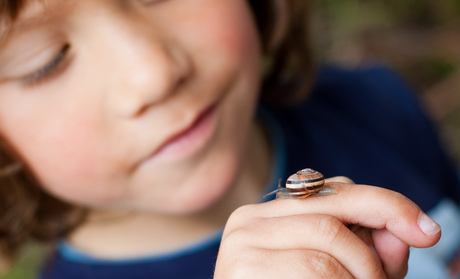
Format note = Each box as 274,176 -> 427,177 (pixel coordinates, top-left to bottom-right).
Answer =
21,44 -> 70,87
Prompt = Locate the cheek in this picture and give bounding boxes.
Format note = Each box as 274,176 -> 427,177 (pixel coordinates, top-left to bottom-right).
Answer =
179,0 -> 261,70
191,1 -> 262,112
5,109 -> 103,193
37,120 -> 99,178
207,17 -> 259,61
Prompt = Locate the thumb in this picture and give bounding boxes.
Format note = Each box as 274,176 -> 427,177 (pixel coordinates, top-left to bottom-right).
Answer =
373,228 -> 410,279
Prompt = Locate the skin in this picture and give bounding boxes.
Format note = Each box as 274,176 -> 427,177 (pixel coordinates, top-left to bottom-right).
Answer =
216,178 -> 441,278
0,0 -> 263,213
0,0 -> 441,277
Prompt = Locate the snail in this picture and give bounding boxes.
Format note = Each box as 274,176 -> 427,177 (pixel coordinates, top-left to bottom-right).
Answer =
263,168 -> 336,199
286,168 -> 325,198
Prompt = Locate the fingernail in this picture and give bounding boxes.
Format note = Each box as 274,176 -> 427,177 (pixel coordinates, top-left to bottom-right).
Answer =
418,212 -> 441,236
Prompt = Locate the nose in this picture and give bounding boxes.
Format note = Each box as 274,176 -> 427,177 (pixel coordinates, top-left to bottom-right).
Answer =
102,13 -> 192,118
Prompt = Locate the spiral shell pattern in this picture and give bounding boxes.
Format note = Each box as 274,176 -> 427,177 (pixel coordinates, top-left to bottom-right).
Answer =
286,168 -> 325,198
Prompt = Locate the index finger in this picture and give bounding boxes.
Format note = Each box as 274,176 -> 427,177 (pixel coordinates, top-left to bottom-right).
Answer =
243,182 -> 441,248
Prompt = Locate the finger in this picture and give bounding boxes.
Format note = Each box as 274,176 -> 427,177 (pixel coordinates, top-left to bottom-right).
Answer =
349,226 -> 409,278
348,225 -> 374,246
216,248 -> 354,279
373,228 -> 409,279
299,250 -> 354,279
233,183 -> 441,248
224,214 -> 385,279
275,176 -> 353,199
325,176 -> 355,184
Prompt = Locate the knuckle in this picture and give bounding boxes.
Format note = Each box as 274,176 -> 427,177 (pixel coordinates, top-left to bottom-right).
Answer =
221,226 -> 249,247
303,250 -> 350,279
227,204 -> 257,223
387,190 -> 410,204
366,187 -> 418,223
224,204 -> 259,236
366,259 -> 386,279
216,248 -> 265,279
215,250 -> 252,278
315,215 -> 346,244
309,252 -> 346,278
384,190 -> 417,215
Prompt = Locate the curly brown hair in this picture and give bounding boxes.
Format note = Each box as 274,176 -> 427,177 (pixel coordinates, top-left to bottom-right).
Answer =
0,0 -> 314,266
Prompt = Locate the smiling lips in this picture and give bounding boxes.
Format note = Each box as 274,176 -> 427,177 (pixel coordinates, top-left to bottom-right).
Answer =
151,104 -> 217,160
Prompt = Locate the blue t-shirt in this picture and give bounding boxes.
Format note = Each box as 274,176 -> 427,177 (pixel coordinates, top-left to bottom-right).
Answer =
40,66 -> 460,279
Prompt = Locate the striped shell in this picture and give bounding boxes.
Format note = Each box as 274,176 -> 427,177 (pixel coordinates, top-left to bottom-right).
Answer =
286,168 -> 325,198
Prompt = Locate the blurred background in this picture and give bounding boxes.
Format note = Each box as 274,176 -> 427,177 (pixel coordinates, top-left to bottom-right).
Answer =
315,0 -> 460,167
3,0 -> 460,278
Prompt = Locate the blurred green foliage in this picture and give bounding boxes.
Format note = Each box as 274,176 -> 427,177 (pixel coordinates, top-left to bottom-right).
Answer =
315,0 -> 460,165
315,0 -> 460,90
1,244 -> 43,279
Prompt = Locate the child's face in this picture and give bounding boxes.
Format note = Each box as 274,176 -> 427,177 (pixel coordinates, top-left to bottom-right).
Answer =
0,0 -> 261,213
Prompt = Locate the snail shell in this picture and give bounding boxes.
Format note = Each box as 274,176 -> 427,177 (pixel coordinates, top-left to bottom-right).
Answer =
286,168 -> 325,198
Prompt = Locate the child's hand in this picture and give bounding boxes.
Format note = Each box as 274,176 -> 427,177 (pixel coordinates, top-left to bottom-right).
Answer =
214,177 -> 441,279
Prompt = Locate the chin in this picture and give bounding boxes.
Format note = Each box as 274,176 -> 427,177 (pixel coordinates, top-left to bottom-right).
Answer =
170,179 -> 234,214
166,161 -> 241,215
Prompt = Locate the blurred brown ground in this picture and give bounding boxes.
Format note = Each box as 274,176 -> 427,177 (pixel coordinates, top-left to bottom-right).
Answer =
315,0 -> 460,167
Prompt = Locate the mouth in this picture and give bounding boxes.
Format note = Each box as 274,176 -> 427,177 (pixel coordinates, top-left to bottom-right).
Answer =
149,104 -> 218,161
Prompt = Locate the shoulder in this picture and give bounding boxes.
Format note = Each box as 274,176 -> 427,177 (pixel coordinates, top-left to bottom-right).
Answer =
313,65 -> 414,99
282,65 -> 438,154
309,65 -> 424,134
263,65 -> 460,210
270,65 -> 426,148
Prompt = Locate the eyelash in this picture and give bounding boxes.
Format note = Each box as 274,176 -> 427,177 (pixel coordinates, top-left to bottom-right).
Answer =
21,44 -> 70,87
